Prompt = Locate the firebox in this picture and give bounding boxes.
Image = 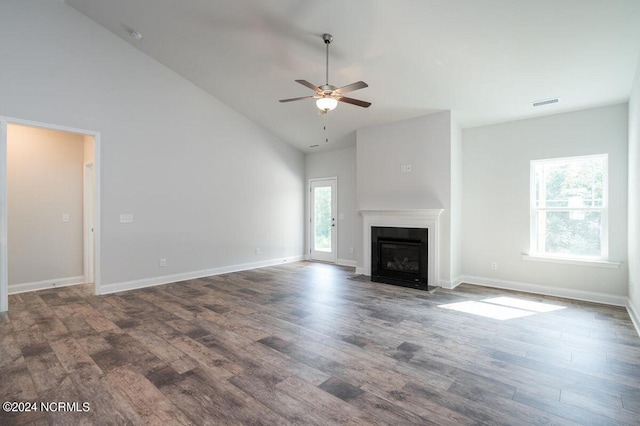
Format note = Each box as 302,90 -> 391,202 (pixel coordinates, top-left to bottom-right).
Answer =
371,226 -> 428,290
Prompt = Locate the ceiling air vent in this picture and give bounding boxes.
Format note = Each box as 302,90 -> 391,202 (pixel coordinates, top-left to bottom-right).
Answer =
532,98 -> 559,107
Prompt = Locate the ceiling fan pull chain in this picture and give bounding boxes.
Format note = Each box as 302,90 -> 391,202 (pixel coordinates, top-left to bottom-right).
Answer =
324,114 -> 329,143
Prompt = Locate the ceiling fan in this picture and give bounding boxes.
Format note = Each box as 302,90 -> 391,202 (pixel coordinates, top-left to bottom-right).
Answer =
279,33 -> 371,113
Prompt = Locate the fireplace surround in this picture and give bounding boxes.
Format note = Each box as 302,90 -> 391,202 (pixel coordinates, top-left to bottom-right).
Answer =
359,209 -> 443,290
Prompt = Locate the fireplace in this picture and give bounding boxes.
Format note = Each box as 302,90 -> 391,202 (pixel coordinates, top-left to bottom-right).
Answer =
371,226 -> 428,290
359,209 -> 443,290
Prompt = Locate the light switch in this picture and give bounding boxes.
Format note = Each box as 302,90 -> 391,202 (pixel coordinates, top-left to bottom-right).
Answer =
62,213 -> 70,223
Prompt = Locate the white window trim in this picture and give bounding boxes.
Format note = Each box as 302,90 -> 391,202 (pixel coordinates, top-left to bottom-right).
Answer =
529,153 -> 610,262
521,253 -> 620,268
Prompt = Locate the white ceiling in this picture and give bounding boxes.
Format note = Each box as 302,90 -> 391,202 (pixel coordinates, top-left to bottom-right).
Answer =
65,0 -> 640,154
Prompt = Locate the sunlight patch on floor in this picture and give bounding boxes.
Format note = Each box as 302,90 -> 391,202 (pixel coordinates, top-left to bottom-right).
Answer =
483,297 -> 566,313
437,297 -> 566,320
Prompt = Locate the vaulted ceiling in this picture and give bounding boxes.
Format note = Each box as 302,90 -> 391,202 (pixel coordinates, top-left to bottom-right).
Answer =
65,0 -> 640,153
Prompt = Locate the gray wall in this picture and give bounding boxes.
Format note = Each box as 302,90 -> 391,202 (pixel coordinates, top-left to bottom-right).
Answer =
356,112 -> 452,211
629,56 -> 640,322
462,104 -> 629,300
0,0 -> 304,293
7,125 -> 84,286
305,146 -> 359,266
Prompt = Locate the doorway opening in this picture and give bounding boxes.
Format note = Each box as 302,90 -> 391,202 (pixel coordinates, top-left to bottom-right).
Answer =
309,177 -> 337,263
0,117 -> 100,312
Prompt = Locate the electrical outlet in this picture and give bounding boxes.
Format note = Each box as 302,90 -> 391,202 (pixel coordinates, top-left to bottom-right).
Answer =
120,214 -> 134,223
401,165 -> 407,173
490,262 -> 498,271
159,258 -> 167,267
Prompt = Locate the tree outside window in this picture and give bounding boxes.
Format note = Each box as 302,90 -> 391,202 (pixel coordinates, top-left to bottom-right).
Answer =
531,154 -> 607,259
314,186 -> 332,251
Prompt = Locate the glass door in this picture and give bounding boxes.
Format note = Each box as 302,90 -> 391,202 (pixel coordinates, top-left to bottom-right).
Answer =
310,178 -> 337,263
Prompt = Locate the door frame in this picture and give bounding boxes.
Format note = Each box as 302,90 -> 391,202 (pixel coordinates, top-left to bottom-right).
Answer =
0,116 -> 101,312
84,162 -> 96,284
308,177 -> 338,263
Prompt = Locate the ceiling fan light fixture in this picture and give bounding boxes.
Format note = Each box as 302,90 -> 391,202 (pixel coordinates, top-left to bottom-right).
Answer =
316,96 -> 338,112
279,33 -> 370,113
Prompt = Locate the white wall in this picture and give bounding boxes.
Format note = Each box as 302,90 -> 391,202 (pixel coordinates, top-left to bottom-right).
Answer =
7,125 -> 84,287
356,111 -> 453,283
450,116 -> 463,284
0,0 -> 304,296
628,56 -> 640,327
356,112 -> 452,211
306,146 -> 359,266
462,104 -> 629,303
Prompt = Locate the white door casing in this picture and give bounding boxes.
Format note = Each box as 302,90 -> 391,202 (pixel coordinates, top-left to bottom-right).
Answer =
84,162 -> 96,284
0,116 -> 101,312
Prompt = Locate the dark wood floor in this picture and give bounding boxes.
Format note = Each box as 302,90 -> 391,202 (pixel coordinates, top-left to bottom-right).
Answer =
1,262 -> 639,425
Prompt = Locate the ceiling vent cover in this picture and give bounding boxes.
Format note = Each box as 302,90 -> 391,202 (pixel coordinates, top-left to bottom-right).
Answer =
532,98 -> 559,107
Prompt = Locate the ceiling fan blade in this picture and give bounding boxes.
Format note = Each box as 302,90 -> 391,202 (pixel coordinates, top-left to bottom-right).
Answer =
295,79 -> 321,92
279,95 -> 314,103
335,81 -> 368,94
338,96 -> 371,108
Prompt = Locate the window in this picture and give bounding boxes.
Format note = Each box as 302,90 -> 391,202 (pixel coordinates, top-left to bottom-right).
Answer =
530,154 -> 607,260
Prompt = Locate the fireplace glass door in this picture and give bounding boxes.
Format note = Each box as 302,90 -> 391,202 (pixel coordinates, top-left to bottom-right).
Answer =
371,226 -> 428,290
379,241 -> 421,274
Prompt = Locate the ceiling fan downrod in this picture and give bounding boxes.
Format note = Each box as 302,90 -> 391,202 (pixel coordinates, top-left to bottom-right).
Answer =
323,33 -> 333,86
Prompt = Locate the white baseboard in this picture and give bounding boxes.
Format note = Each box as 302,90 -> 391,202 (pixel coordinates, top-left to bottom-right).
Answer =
452,276 -> 463,288
439,276 -> 463,289
303,256 -> 356,268
336,259 -> 357,268
100,255 -> 305,295
628,298 -> 640,337
438,280 -> 452,289
9,275 -> 85,294
459,275 -> 627,307
355,267 -> 365,275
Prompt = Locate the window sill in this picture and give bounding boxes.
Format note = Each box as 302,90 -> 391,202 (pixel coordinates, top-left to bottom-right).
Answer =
522,254 -> 621,269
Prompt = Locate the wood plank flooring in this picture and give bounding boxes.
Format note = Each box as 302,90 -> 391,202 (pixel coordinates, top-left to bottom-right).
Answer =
1,261 -> 639,425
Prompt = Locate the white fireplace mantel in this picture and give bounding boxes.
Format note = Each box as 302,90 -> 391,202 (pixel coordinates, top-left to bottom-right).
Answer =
358,209 -> 444,286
